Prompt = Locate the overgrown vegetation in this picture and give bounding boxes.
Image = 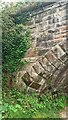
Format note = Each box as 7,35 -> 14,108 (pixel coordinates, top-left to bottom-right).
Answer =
1,2 -> 67,119
2,89 -> 67,118
2,2 -> 30,89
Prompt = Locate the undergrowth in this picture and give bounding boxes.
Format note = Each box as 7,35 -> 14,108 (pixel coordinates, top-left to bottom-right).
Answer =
2,88 -> 67,119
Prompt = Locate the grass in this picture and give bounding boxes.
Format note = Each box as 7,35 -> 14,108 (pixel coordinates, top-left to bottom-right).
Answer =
2,88 -> 67,119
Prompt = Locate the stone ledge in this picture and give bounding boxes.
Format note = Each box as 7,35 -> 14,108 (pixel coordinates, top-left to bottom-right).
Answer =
21,57 -> 39,63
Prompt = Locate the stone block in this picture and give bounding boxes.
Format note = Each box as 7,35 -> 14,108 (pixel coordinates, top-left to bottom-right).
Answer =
40,42 -> 48,48
35,19 -> 41,23
60,54 -> 67,63
26,87 -> 37,93
29,81 -> 41,89
38,49 -> 48,56
39,80 -> 47,92
33,61 -> 44,74
59,40 -> 66,51
39,57 -> 55,73
36,38 -> 42,47
28,67 -> 42,83
52,45 -> 65,58
22,72 -> 32,86
22,57 -> 38,63
52,69 -> 61,81
39,78 -> 46,85
45,51 -> 57,63
26,66 -> 38,79
42,72 -> 51,79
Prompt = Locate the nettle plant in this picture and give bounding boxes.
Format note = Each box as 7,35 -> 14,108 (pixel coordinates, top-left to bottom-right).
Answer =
2,3 -> 30,86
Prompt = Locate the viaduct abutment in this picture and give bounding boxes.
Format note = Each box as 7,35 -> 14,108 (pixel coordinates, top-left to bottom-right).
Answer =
12,1 -> 68,94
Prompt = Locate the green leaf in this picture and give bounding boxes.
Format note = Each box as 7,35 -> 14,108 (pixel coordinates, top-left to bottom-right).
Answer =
15,104 -> 22,110
9,105 -> 17,112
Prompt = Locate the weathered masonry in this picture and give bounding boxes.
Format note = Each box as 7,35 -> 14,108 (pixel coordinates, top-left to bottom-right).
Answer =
12,1 -> 68,94
24,1 -> 67,56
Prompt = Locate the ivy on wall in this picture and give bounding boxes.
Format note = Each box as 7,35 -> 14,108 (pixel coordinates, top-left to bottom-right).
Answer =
2,3 -> 30,77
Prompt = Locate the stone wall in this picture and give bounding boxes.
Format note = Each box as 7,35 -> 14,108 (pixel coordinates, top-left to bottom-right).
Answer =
16,39 -> 68,94
13,1 -> 68,94
26,1 -> 67,56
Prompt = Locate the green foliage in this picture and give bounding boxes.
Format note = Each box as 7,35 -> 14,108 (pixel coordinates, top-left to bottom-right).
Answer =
2,89 -> 67,119
0,101 -> 2,120
2,2 -> 67,119
2,3 -> 30,75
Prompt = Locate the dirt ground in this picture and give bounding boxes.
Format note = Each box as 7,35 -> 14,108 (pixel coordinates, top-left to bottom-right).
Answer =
59,107 -> 68,118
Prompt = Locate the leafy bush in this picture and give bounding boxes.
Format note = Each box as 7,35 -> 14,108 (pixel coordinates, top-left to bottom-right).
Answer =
2,3 -> 30,90
2,4 -> 30,75
1,3 -> 67,119
2,89 -> 67,119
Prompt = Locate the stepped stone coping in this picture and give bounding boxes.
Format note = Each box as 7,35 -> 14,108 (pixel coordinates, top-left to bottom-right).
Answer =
21,56 -> 39,63
15,38 -> 67,94
11,0 -> 68,94
36,39 -> 66,56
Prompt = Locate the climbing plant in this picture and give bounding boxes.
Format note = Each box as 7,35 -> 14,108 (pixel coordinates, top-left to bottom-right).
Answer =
2,2 -> 30,81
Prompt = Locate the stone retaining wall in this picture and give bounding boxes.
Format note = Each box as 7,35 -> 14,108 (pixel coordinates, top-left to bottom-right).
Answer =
13,1 -> 68,94
15,39 -> 68,94
26,1 -> 67,56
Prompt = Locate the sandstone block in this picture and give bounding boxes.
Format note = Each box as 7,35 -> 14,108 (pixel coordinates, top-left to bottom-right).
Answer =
52,45 -> 65,58
45,51 -> 57,63
29,81 -> 41,90
33,61 -> 44,74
